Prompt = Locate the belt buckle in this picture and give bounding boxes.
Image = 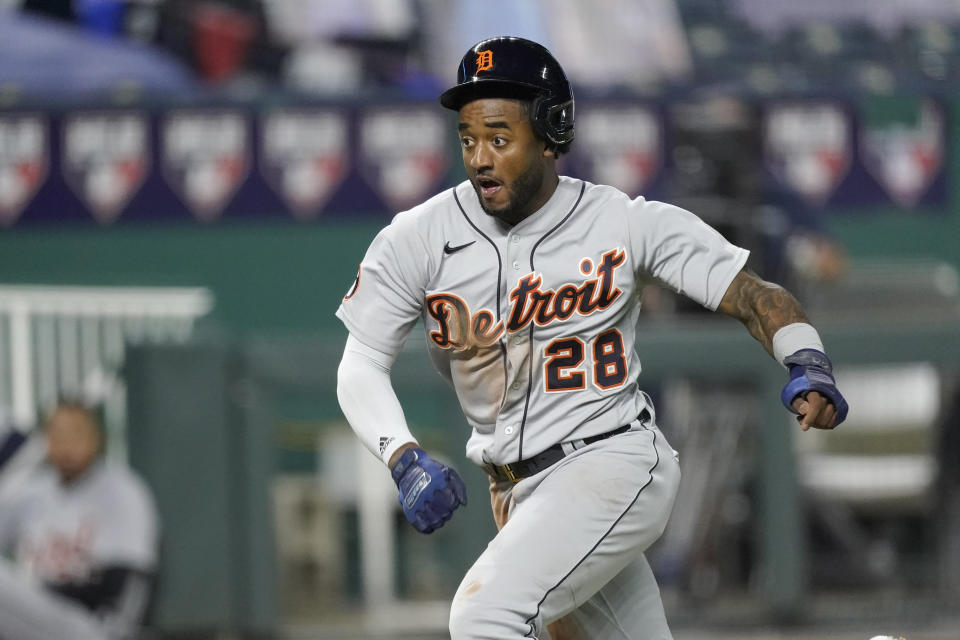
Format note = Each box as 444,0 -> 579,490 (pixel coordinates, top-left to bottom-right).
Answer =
501,463 -> 521,483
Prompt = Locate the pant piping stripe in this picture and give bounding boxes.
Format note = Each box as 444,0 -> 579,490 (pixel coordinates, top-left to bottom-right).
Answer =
522,427 -> 661,638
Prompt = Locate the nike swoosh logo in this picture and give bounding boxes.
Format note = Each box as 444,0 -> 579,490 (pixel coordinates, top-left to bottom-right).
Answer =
443,240 -> 476,255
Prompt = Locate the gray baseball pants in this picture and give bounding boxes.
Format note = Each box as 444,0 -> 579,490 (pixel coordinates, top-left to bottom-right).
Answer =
0,558 -> 107,640
450,416 -> 681,639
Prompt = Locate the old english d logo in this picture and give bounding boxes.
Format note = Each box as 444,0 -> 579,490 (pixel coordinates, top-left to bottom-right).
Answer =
476,50 -> 493,72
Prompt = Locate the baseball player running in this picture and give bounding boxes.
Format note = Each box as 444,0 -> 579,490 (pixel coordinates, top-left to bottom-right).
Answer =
336,36 -> 848,640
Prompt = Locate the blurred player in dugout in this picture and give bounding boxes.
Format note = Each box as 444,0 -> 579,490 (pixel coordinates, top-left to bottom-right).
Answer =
0,400 -> 159,640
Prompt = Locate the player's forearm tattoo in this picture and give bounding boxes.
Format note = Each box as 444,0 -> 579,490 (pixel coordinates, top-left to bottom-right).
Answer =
720,270 -> 808,355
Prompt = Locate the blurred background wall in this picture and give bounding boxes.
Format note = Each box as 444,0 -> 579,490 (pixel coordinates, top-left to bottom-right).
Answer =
1,1 -> 959,638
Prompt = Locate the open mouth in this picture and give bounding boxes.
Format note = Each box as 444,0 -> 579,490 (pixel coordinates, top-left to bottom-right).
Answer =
476,176 -> 502,198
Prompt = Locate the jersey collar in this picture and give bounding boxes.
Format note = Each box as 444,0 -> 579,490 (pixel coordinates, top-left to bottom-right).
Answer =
455,176 -> 583,238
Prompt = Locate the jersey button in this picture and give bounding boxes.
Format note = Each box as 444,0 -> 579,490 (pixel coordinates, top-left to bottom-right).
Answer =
512,261 -> 520,270
511,234 -> 520,243
511,381 -> 521,390
504,425 -> 515,435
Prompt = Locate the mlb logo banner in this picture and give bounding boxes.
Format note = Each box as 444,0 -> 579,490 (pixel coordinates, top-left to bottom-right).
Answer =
359,107 -> 449,212
260,109 -> 349,220
162,110 -> 250,221
574,106 -> 662,196
860,97 -> 945,208
764,102 -> 852,206
62,111 -> 150,225
0,114 -> 48,226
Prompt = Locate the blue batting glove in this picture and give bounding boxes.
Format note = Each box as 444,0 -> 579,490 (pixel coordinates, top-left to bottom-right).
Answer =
781,349 -> 849,426
390,448 -> 467,534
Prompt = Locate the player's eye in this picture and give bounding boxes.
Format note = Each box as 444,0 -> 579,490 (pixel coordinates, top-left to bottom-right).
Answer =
460,137 -> 474,149
492,135 -> 507,146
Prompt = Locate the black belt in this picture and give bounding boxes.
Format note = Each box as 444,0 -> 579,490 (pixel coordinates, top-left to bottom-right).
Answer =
484,409 -> 650,483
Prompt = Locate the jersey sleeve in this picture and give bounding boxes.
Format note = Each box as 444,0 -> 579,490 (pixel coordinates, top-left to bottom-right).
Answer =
336,213 -> 431,354
627,198 -> 750,310
91,470 -> 158,571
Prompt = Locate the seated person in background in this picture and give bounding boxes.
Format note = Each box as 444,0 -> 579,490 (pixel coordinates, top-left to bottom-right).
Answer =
0,400 -> 159,640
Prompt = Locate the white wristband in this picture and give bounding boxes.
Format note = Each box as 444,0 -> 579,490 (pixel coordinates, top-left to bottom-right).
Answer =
772,323 -> 824,368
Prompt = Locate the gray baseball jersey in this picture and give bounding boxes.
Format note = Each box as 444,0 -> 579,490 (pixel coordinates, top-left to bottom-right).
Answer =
337,176 -> 749,467
0,461 -> 158,581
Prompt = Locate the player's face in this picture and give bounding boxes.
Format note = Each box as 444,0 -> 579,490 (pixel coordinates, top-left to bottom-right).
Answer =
45,407 -> 102,482
458,98 -> 557,225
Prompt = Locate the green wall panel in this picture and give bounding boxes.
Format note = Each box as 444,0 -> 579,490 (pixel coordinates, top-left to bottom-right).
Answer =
828,210 -> 960,268
0,220 -> 384,333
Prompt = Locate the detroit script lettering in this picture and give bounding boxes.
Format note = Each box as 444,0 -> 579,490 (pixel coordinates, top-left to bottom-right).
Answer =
426,250 -> 626,350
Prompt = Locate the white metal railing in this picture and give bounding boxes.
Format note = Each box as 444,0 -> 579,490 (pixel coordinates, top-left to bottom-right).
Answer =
0,285 -> 214,458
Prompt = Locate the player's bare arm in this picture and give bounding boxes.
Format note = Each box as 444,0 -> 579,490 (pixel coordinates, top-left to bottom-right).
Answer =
718,268 -> 847,431
717,267 -> 807,355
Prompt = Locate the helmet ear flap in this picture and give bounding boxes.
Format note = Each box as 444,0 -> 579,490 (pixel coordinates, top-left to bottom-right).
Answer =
531,95 -> 575,148
545,99 -> 575,146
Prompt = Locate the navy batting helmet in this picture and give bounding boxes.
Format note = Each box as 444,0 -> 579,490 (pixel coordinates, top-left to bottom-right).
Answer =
439,37 -> 575,149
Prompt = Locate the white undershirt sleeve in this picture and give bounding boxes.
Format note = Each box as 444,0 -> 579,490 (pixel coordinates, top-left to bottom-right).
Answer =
336,333 -> 418,466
